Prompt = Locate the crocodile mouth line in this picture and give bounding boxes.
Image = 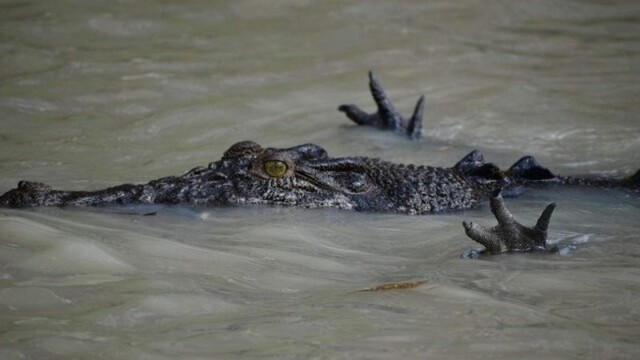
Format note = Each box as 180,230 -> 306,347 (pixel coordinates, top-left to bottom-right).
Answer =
294,168 -> 337,192
295,164 -> 371,195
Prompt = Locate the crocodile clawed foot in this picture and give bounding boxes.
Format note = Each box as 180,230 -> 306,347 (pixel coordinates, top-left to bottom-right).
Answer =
338,71 -> 424,140
462,190 -> 556,255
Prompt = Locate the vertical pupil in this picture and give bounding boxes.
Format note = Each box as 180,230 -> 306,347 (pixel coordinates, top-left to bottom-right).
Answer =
264,160 -> 287,177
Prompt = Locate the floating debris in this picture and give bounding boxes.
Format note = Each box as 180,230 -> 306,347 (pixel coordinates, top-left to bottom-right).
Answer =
358,280 -> 426,292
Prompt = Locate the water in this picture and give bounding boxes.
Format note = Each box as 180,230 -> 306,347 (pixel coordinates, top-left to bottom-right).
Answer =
1,0 -> 640,358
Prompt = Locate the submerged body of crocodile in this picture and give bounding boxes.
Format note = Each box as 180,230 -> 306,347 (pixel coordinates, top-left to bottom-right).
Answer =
3,72 -> 638,254
2,140 -> 639,254
1,140 -> 637,213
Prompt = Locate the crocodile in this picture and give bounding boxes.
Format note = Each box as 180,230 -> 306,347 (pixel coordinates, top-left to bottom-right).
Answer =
1,140 -> 638,253
1,72 -> 638,253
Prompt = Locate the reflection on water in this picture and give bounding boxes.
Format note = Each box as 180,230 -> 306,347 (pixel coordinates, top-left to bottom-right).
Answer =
1,0 -> 639,359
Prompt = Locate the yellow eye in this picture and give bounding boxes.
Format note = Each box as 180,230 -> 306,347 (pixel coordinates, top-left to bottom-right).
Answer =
263,160 -> 288,178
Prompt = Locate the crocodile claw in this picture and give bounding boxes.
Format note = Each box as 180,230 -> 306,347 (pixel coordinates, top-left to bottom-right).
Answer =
462,190 -> 556,254
338,71 -> 424,140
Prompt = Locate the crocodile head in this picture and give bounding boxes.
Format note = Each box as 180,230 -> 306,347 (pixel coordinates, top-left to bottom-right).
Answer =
177,141 -> 375,210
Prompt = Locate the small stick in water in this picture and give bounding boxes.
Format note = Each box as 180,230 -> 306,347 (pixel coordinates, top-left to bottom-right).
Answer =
357,280 -> 427,292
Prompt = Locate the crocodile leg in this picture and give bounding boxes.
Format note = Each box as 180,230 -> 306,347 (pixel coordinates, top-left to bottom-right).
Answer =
462,190 -> 556,254
338,71 -> 424,139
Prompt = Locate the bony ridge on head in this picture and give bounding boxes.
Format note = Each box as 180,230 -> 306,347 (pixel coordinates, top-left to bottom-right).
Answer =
222,141 -> 264,160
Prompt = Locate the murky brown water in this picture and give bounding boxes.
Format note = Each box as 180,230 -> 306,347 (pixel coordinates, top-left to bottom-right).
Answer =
1,1 -> 640,359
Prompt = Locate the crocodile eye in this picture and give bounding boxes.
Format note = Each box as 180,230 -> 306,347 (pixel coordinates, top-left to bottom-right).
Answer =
263,160 -> 288,178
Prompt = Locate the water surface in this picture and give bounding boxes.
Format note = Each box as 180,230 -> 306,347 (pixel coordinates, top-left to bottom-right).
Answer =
1,1 -> 640,359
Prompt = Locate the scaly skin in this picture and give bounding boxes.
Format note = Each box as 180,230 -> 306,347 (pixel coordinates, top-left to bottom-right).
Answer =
0,141 -> 637,253
1,140 -> 636,212
0,141 -> 482,213
463,190 -> 556,255
339,71 -> 424,139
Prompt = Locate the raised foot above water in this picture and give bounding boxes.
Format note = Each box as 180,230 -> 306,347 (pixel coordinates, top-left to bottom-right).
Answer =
462,190 -> 556,256
338,71 -> 424,140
